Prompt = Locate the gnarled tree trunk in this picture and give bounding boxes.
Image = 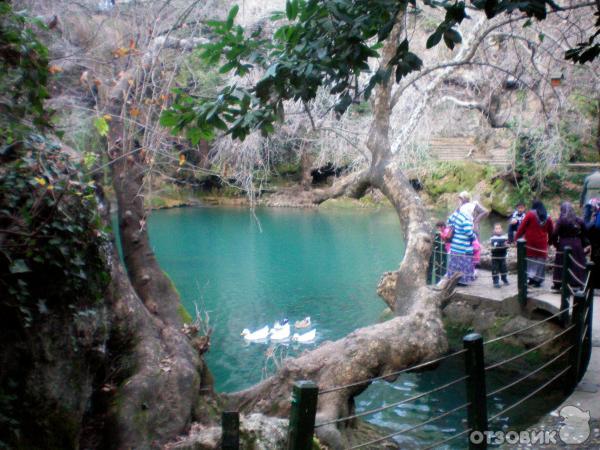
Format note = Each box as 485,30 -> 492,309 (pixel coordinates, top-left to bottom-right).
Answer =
98,68 -> 215,449
225,20 -> 454,450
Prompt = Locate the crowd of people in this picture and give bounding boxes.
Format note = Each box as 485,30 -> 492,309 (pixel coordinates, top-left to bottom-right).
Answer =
436,178 -> 600,292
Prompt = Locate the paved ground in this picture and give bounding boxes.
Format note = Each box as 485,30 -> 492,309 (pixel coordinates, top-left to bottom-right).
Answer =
453,269 -> 565,317
511,295 -> 600,449
447,270 -> 600,448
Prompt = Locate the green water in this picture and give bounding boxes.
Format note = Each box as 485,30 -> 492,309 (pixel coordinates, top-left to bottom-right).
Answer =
148,206 -> 405,391
146,206 -> 564,449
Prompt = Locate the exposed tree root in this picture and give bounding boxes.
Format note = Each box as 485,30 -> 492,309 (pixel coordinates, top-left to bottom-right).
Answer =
225,277 -> 459,449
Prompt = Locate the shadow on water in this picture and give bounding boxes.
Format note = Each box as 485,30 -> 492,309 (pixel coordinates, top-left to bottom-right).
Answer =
141,206 -> 565,449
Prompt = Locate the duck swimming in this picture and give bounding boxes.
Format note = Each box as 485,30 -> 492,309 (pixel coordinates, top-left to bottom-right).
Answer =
294,317 -> 311,329
270,323 -> 290,341
241,325 -> 270,341
292,328 -> 316,343
273,318 -> 289,330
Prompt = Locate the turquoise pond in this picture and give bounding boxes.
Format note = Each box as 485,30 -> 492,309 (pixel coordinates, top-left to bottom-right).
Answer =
144,206 -> 564,448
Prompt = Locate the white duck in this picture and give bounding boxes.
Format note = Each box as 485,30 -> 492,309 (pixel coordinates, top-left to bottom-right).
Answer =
270,323 -> 291,341
241,325 -> 270,341
273,318 -> 289,330
294,316 -> 311,329
292,329 -> 316,343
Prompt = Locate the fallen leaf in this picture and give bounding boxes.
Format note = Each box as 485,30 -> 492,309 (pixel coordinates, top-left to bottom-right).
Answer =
48,65 -> 63,74
113,47 -> 129,58
130,107 -> 140,117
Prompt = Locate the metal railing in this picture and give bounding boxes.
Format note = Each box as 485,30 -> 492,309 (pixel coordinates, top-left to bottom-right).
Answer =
220,238 -> 595,450
279,240 -> 595,450
282,291 -> 592,449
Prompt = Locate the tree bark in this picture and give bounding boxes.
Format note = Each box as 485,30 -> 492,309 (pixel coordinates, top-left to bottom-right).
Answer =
225,19 -> 455,450
225,278 -> 457,449
99,69 -> 215,449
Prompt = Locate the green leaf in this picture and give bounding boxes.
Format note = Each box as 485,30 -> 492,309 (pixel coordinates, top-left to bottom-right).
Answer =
334,93 -> 352,115
286,0 -> 298,21
226,5 -> 239,30
219,61 -> 237,74
159,111 -> 179,128
93,117 -> 109,137
443,29 -> 462,49
426,31 -> 442,49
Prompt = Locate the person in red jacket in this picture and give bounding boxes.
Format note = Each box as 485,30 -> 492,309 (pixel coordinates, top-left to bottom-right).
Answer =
515,200 -> 554,287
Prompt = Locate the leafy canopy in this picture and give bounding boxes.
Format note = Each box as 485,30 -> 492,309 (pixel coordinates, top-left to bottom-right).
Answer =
161,0 -> 565,142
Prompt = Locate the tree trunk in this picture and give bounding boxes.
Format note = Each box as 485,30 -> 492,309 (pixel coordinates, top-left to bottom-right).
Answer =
224,19 -> 452,450
100,77 -> 216,449
225,279 -> 457,449
108,107 -> 182,328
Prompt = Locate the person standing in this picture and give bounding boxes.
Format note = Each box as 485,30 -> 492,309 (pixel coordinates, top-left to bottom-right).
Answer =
507,202 -> 526,243
490,223 -> 510,288
584,198 -> 600,290
459,191 -> 489,235
515,200 -> 554,287
446,194 -> 476,286
580,170 -> 600,208
551,202 -> 588,291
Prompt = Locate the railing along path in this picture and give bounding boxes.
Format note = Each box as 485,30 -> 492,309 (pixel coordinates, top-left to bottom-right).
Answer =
223,236 -> 596,450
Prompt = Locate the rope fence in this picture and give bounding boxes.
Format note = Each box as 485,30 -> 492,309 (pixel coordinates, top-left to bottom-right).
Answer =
318,348 -> 467,395
485,324 -> 574,372
488,365 -> 572,423
347,402 -> 470,449
486,345 -> 573,398
483,304 -> 572,345
281,237 -> 595,450
315,375 -> 468,428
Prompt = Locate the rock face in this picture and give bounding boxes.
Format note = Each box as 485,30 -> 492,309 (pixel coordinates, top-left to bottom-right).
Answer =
442,293 -> 569,372
0,297 -> 110,448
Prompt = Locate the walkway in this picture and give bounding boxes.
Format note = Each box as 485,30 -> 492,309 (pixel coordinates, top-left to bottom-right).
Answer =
453,269 -> 565,317
517,294 -> 600,448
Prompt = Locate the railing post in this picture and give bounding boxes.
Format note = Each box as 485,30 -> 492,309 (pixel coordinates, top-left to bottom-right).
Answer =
435,232 -> 444,284
517,239 -> 527,308
427,243 -> 434,285
560,246 -> 572,327
464,333 -> 488,450
439,236 -> 448,279
222,411 -> 239,450
580,261 -> 595,381
566,292 -> 586,394
287,380 -> 318,450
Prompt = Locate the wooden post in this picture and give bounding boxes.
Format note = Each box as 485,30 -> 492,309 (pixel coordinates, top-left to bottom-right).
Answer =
566,292 -> 585,394
560,246 -> 572,327
222,411 -> 239,450
464,333 -> 488,450
580,261 -> 595,381
435,233 -> 444,284
517,239 -> 527,308
441,234 -> 448,275
427,243 -> 434,285
287,381 -> 318,450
